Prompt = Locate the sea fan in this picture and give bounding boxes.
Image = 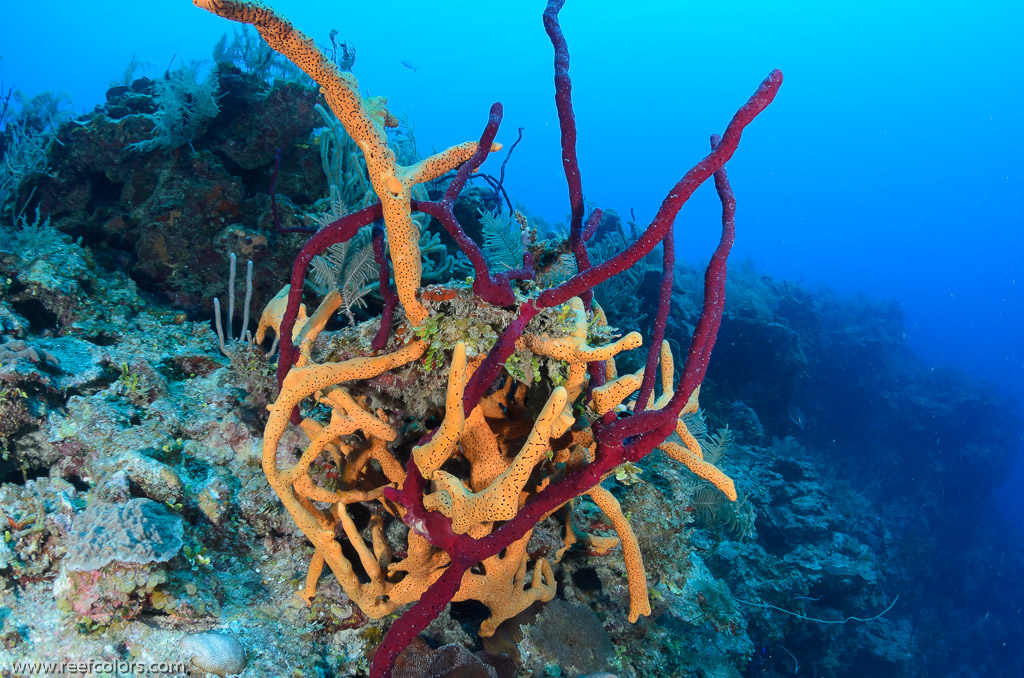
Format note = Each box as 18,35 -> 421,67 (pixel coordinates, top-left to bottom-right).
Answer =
702,425 -> 735,465
126,63 -> 220,152
699,663 -> 743,678
307,195 -> 378,325
481,209 -> 524,272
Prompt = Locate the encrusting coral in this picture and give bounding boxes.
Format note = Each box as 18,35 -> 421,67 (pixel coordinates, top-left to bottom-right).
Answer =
192,0 -> 781,676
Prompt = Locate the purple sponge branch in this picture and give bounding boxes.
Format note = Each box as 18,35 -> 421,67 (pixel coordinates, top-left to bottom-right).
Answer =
583,207 -> 608,400
544,0 -> 593,309
440,102 -> 503,209
461,301 -> 541,413
582,207 -> 603,242
371,220 -> 398,351
635,222 -> 675,412
277,202 -> 383,392
534,68 -> 782,314
678,132 -> 737,402
413,201 -> 517,307
411,102 -> 525,307
384,460 -> 460,555
503,250 -> 536,282
603,133 -> 740,447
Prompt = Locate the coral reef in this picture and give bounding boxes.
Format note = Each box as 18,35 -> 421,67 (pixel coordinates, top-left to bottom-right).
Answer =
0,1 -> 1020,677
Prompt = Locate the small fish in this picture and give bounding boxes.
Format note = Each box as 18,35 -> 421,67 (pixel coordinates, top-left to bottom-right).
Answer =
787,404 -> 805,430
400,60 -> 419,74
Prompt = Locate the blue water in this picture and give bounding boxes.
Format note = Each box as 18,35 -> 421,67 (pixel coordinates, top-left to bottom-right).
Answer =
5,0 -> 1022,575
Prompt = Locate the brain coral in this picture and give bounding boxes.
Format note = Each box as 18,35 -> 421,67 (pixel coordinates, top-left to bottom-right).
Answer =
178,632 -> 248,677
64,497 -> 183,571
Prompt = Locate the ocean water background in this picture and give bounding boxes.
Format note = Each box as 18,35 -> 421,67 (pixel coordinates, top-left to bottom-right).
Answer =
3,0 -> 1021,522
